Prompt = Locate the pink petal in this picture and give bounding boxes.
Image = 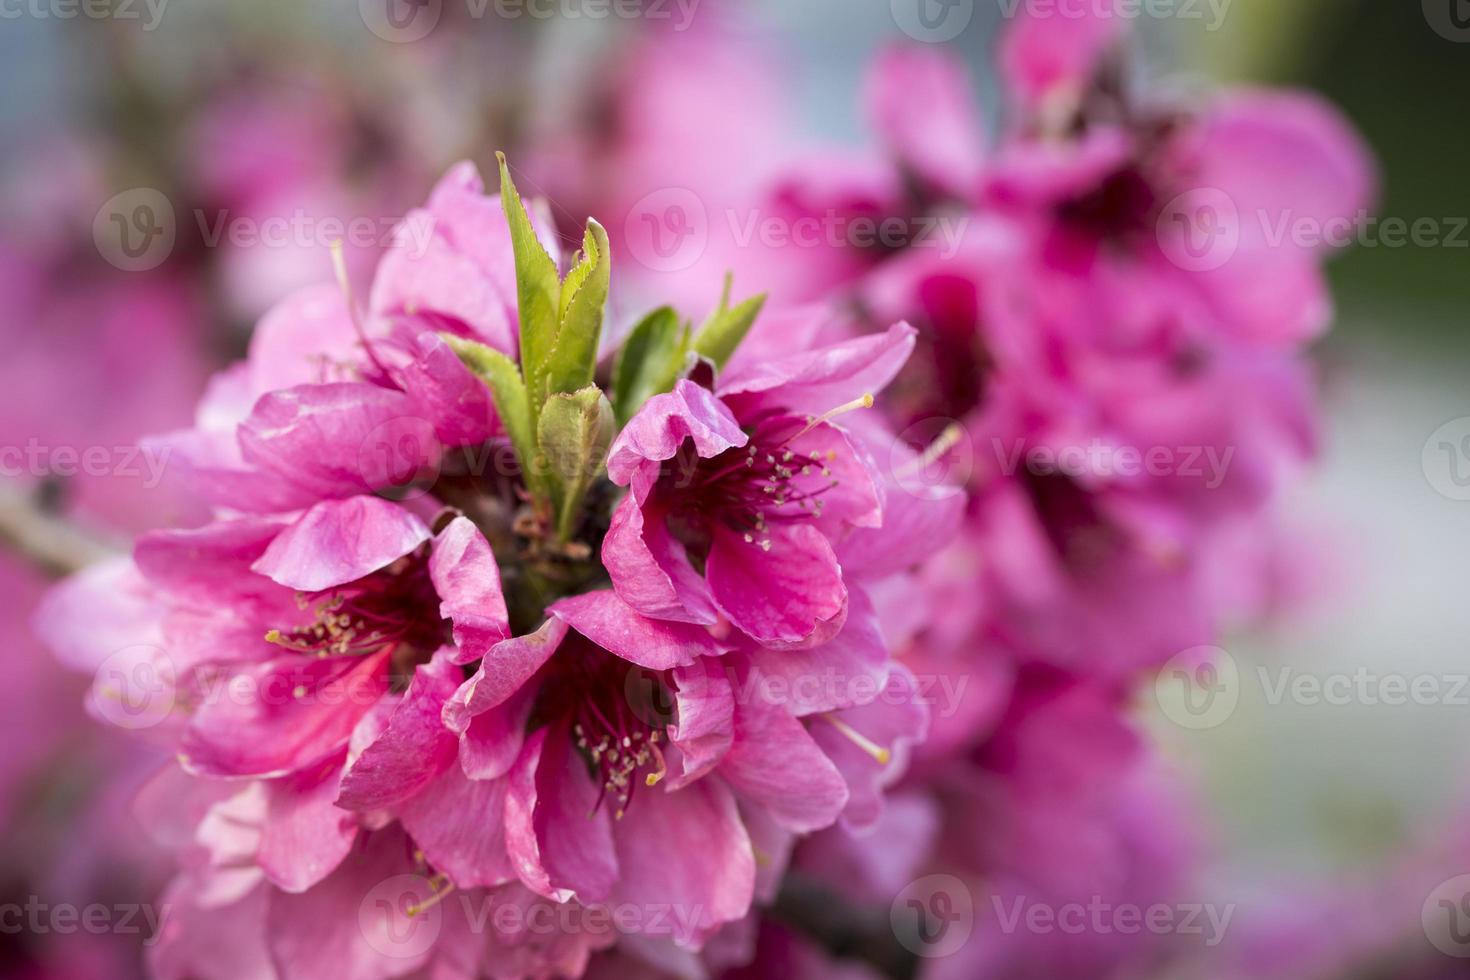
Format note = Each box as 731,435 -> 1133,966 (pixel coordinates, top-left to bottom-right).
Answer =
259,752 -> 359,893
999,2 -> 1122,109
602,495 -> 718,625
717,670 -> 849,833
664,659 -> 736,787
181,651 -> 389,778
706,523 -> 847,650
717,322 -> 916,418
429,517 -> 510,665
744,585 -> 890,716
338,650 -> 460,811
866,45 -> 985,198
399,763 -> 514,889
252,497 -> 431,593
811,666 -> 928,832
443,618 -> 566,732
459,685 -> 534,781
606,380 -> 746,488
609,779 -> 755,947
550,589 -> 727,671
503,726 -> 618,904
239,381 -> 444,502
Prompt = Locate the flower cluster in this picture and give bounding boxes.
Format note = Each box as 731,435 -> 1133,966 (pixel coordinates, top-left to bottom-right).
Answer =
651,9 -> 1372,977
38,153 -> 958,979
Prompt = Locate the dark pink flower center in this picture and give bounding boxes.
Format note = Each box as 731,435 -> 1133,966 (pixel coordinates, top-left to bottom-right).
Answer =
267,551 -> 447,681
535,633 -> 673,819
663,414 -> 843,553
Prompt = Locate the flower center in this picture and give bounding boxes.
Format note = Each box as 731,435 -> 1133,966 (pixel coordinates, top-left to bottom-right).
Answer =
536,634 -> 672,819
666,395 -> 872,552
265,551 -> 447,681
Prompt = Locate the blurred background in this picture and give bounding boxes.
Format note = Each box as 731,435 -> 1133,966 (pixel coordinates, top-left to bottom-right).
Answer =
0,1 -> 1467,976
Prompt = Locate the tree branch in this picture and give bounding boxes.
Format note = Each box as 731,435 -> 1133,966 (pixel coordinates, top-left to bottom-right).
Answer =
0,484 -> 120,579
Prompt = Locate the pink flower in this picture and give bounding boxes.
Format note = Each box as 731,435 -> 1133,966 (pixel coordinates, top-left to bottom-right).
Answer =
602,324 -> 927,648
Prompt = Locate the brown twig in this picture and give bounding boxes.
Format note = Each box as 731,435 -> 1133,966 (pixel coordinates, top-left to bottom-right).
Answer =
0,484 -> 120,580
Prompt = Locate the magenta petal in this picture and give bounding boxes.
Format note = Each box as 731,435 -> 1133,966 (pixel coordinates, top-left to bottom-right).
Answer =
999,2 -> 1122,109
34,558 -> 165,671
258,753 -> 359,893
182,651 -> 389,778
136,518 -> 290,604
550,590 -> 727,671
443,618 -> 566,732
746,585 -> 890,716
239,381 -> 444,500
398,764 -> 514,889
337,650 -> 460,811
252,497 -> 431,593
396,331 -> 499,447
606,380 -> 746,487
149,878 -> 273,980
610,780 -> 755,947
429,517 -> 510,665
707,523 -> 848,649
664,659 -> 736,787
811,666 -> 928,833
866,45 -> 985,198
504,726 -> 618,904
459,684 -> 533,781
717,321 -> 917,417
717,669 -> 849,833
266,826 -> 434,980
245,282 -> 361,395
836,481 -> 966,580
603,496 -> 718,625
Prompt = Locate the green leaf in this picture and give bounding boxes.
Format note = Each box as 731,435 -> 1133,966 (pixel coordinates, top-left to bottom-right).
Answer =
536,386 -> 614,542
443,334 -> 540,495
546,219 -> 611,399
692,274 -> 766,369
496,152 -> 561,424
611,306 -> 688,425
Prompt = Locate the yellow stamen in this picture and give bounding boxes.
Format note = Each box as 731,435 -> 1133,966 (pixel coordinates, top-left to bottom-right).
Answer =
797,393 -> 874,439
406,878 -> 455,918
896,422 -> 966,478
821,714 -> 892,765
